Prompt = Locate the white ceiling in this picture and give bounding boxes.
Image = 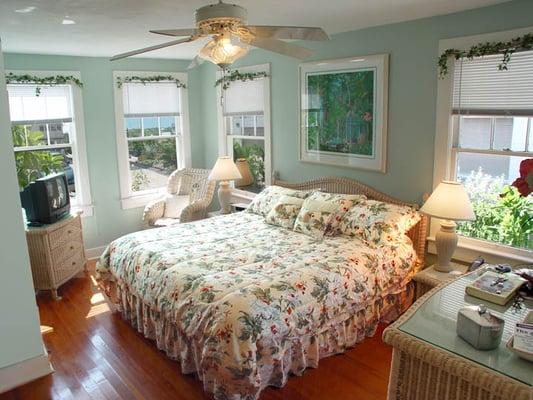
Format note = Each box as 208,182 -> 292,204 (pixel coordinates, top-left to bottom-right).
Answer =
0,0 -> 509,60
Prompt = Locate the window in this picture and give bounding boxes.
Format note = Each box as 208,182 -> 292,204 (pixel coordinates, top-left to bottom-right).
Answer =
447,50 -> 533,252
7,76 -> 93,215
218,64 -> 271,194
113,72 -> 190,209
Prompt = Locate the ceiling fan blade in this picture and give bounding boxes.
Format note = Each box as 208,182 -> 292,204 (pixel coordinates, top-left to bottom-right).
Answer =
110,37 -> 195,61
187,56 -> 204,69
246,26 -> 329,41
249,38 -> 313,59
150,28 -> 198,37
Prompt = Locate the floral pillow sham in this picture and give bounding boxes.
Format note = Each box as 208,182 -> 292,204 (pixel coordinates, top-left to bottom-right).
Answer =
265,195 -> 305,229
339,199 -> 421,245
293,192 -> 366,239
246,185 -> 312,217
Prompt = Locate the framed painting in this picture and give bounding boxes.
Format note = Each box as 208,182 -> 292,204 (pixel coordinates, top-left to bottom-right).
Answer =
299,54 -> 389,172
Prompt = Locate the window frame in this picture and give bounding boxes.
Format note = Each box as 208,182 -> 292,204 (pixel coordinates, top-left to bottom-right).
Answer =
433,27 -> 533,263
113,71 -> 191,210
7,70 -> 93,217
216,63 -> 272,196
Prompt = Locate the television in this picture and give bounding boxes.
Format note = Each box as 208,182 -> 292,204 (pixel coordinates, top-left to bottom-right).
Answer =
20,172 -> 71,225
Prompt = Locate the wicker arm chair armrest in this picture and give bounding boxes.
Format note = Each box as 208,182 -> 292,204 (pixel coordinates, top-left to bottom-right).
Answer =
180,199 -> 210,223
143,198 -> 166,227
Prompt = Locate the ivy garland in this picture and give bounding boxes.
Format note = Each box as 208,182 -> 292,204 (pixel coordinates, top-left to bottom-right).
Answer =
438,33 -> 533,77
116,75 -> 186,89
5,72 -> 83,96
215,70 -> 268,90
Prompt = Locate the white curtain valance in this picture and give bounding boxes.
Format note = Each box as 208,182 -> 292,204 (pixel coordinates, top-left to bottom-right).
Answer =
452,50 -> 533,116
223,78 -> 265,115
122,82 -> 181,117
7,85 -> 72,123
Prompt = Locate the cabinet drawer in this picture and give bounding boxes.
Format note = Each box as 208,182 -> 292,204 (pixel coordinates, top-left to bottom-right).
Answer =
49,220 -> 82,250
53,252 -> 85,284
51,239 -> 84,266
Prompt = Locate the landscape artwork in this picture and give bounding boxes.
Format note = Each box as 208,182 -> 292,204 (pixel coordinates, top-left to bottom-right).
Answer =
300,55 -> 388,172
306,69 -> 375,157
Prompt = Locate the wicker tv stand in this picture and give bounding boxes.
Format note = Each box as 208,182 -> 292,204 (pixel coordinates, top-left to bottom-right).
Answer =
25,213 -> 87,300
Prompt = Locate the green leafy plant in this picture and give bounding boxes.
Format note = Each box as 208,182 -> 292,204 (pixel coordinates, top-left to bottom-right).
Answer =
131,170 -> 149,192
11,125 -> 65,189
6,73 -> 83,96
457,169 -> 533,249
233,141 -> 265,185
116,75 -> 186,89
438,33 -> 533,77
215,70 -> 268,90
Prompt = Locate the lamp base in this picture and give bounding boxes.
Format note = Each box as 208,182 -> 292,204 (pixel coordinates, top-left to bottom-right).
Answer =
218,181 -> 232,214
434,220 -> 458,273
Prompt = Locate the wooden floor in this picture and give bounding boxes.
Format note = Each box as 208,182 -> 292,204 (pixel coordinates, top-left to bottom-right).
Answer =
2,261 -> 393,400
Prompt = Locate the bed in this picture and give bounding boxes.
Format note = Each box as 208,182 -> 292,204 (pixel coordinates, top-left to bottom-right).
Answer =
97,177 -> 428,399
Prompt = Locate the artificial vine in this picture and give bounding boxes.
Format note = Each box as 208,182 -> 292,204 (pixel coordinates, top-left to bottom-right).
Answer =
116,75 -> 186,89
215,70 -> 268,90
5,72 -> 83,96
438,33 -> 533,77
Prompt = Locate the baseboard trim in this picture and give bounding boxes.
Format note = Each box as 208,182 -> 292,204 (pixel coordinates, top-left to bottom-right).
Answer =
86,245 -> 107,260
0,351 -> 53,393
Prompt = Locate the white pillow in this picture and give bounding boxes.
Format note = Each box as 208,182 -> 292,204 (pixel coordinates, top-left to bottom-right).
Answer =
163,194 -> 190,219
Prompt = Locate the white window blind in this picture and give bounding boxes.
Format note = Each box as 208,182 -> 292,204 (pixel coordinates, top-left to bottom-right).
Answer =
223,78 -> 265,115
122,82 -> 180,117
452,50 -> 533,116
7,85 -> 72,123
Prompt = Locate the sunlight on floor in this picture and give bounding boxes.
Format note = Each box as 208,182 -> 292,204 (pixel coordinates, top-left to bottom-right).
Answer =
90,293 -> 105,305
86,302 -> 110,318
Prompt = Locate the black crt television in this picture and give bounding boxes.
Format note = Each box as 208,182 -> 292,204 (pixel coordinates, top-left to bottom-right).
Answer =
20,172 -> 71,225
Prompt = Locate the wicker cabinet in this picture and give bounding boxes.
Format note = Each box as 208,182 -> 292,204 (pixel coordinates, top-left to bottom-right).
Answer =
25,213 -> 87,300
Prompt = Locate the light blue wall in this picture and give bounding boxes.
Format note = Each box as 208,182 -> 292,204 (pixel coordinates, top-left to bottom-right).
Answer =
198,0 -> 533,204
0,45 -> 45,370
3,54 -> 205,249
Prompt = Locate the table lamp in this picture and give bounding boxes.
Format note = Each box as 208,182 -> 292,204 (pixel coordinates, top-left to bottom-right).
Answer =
208,156 -> 242,214
420,181 -> 475,272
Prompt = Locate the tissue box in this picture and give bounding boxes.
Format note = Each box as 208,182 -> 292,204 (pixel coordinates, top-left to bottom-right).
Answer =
457,305 -> 505,350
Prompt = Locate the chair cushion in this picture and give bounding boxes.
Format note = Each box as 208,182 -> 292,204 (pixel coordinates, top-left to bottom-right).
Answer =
153,218 -> 182,227
163,194 -> 190,219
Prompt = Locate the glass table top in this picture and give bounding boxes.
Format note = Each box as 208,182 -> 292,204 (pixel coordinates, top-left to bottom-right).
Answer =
400,270 -> 533,385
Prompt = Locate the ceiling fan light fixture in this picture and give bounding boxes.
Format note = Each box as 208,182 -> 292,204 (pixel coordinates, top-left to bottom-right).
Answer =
199,34 -> 248,69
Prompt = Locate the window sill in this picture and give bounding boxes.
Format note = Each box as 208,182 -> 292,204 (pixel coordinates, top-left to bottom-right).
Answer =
427,236 -> 533,265
120,191 -> 164,210
71,204 -> 94,217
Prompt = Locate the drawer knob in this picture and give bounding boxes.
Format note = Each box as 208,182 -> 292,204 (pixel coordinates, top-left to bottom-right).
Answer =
72,261 -> 76,266
70,246 -> 74,250
67,230 -> 72,234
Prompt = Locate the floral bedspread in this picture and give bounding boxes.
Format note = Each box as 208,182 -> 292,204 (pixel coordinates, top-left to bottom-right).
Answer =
97,212 -> 418,399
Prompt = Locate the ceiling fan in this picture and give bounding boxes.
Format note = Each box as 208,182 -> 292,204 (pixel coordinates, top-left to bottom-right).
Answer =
110,0 -> 330,69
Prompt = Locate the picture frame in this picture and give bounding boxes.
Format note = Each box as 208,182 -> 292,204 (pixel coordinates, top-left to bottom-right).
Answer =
299,54 -> 389,172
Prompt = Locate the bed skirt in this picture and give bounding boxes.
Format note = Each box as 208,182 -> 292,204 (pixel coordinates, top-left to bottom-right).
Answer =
101,279 -> 414,399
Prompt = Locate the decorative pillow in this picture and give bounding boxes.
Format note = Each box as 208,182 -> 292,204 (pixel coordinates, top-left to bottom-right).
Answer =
293,192 -> 365,239
163,194 -> 190,218
339,199 -> 421,245
265,195 -> 305,229
246,185 -> 311,217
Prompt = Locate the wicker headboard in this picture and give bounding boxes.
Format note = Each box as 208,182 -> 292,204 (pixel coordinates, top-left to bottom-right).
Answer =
273,176 -> 428,270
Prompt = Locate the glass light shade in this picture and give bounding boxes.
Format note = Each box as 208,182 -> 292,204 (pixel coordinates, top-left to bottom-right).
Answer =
208,156 -> 242,181
420,181 -> 475,221
199,35 -> 248,68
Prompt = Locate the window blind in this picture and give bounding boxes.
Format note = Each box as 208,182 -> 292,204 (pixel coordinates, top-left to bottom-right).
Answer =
223,78 -> 265,115
452,50 -> 533,116
122,82 -> 180,117
7,85 -> 72,123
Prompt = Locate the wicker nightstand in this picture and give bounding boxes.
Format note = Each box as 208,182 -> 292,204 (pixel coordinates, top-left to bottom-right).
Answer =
413,263 -> 469,299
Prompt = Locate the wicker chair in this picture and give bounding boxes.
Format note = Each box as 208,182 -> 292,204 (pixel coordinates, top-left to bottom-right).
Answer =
142,168 -> 216,228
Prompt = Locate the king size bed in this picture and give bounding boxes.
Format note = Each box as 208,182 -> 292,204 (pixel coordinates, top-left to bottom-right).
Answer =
97,177 -> 428,399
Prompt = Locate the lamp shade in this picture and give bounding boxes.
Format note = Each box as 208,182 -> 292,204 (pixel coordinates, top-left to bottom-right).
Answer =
420,181 -> 475,221
208,156 -> 242,181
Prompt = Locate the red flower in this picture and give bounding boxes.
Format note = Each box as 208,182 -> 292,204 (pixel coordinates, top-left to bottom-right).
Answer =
363,112 -> 372,122
270,324 -> 278,334
512,158 -> 533,197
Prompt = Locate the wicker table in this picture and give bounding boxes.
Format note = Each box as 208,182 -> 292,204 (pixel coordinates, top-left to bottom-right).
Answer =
413,263 -> 468,299
383,272 -> 532,400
